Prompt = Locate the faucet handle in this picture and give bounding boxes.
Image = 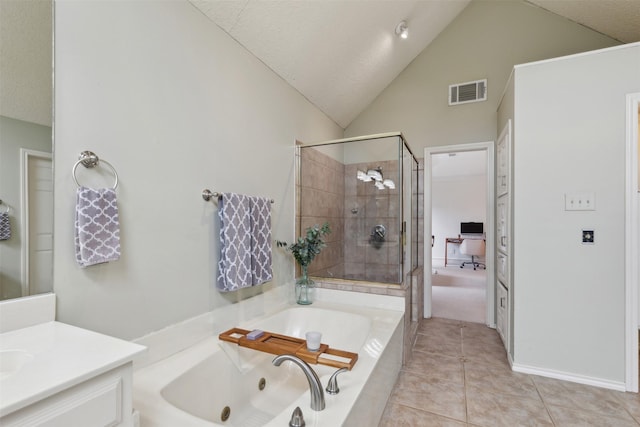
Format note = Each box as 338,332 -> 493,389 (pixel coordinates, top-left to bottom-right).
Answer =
326,367 -> 349,395
289,406 -> 305,427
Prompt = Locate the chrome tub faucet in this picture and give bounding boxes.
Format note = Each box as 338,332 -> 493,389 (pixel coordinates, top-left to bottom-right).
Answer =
272,354 -> 325,411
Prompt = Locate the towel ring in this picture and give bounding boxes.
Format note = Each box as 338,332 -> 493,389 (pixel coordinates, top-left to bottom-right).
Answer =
0,200 -> 8,214
72,151 -> 119,189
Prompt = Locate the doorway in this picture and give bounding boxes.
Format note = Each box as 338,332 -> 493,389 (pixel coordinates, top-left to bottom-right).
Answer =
424,142 -> 495,326
20,149 -> 53,297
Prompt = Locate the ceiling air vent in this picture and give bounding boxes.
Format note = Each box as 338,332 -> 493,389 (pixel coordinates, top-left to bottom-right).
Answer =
449,79 -> 487,106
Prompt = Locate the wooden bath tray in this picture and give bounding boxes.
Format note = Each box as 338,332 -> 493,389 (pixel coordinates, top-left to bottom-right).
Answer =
218,328 -> 358,370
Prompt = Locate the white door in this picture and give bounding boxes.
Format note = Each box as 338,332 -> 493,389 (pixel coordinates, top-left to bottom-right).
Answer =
21,150 -> 53,296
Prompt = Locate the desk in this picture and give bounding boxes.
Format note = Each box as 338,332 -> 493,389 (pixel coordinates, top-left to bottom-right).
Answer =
444,237 -> 463,267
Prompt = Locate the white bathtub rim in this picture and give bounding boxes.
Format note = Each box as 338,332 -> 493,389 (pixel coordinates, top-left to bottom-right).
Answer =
133,301 -> 403,427
133,286 -> 403,371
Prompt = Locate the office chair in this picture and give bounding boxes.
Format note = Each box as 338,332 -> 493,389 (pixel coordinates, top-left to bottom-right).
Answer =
460,239 -> 486,270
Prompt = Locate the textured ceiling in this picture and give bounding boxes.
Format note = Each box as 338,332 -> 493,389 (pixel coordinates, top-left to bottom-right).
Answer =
0,0 -> 52,126
190,0 -> 639,129
190,0 -> 470,128
528,0 -> 640,44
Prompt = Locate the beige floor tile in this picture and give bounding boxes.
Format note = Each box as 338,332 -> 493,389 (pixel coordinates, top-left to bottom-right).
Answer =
390,371 -> 467,422
379,402 -> 467,427
460,321 -> 499,340
547,403 -> 638,426
466,388 -> 553,427
462,331 -> 503,350
533,376 -> 631,419
464,361 -> 541,399
384,318 -> 640,427
418,318 -> 465,336
404,350 -> 465,384
615,391 -> 640,423
414,329 -> 463,358
462,337 -> 509,367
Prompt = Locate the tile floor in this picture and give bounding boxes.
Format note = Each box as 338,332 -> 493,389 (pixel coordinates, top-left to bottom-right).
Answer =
379,317 -> 640,426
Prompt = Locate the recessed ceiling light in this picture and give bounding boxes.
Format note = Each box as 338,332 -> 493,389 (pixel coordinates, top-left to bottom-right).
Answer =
395,21 -> 409,39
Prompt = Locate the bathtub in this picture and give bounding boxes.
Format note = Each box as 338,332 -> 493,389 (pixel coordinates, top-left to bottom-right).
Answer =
133,295 -> 404,427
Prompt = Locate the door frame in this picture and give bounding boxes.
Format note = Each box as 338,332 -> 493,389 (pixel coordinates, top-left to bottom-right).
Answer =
20,148 -> 53,297
424,141 -> 496,325
625,93 -> 639,392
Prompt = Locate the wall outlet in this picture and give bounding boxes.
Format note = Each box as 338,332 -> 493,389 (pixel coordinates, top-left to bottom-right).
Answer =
565,192 -> 595,211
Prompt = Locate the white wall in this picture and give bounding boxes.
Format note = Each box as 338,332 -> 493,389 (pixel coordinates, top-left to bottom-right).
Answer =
344,0 -> 619,153
53,0 -> 342,340
432,176 -> 486,263
512,44 -> 640,385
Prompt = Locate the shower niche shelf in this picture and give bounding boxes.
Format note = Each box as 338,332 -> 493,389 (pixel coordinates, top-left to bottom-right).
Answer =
218,327 -> 358,370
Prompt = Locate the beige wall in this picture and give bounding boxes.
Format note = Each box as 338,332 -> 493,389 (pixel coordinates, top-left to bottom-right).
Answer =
53,0 -> 342,340
345,0 -> 619,153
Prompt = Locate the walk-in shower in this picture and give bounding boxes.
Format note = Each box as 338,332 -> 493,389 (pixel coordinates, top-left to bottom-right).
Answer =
296,132 -> 419,285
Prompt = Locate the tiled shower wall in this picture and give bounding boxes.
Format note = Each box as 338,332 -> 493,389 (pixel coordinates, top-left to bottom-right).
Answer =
299,145 -> 405,283
298,147 -> 344,277
343,160 -> 401,283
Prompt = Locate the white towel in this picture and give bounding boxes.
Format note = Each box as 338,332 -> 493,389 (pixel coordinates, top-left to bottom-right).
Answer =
74,187 -> 120,267
217,193 -> 253,292
250,196 -> 273,286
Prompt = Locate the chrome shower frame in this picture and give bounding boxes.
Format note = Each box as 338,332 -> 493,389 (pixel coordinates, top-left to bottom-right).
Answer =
295,132 -> 419,286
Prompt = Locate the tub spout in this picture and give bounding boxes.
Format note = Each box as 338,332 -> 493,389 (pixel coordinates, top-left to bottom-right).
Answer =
272,354 -> 325,411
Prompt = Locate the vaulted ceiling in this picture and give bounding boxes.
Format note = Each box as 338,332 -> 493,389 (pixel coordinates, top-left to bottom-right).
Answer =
189,0 -> 640,129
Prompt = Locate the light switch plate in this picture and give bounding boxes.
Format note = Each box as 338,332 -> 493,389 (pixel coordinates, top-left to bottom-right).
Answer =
565,192 -> 595,211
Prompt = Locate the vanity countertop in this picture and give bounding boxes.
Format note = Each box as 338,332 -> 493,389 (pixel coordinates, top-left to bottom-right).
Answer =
0,321 -> 146,417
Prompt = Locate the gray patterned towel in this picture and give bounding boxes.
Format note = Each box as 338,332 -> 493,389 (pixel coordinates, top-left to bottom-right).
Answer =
250,196 -> 273,286
74,187 -> 120,267
0,212 -> 10,241
217,193 -> 253,292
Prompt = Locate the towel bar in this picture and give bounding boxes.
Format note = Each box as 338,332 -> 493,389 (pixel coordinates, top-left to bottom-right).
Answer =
202,189 -> 274,204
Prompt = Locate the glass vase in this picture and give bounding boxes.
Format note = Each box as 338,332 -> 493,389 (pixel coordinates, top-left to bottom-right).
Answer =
295,266 -> 315,305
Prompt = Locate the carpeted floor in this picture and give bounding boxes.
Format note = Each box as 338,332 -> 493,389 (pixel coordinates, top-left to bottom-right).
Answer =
431,259 -> 486,324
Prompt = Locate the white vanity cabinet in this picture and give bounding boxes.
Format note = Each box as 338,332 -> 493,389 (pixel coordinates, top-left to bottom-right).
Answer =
0,322 -> 145,427
1,364 -> 134,426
